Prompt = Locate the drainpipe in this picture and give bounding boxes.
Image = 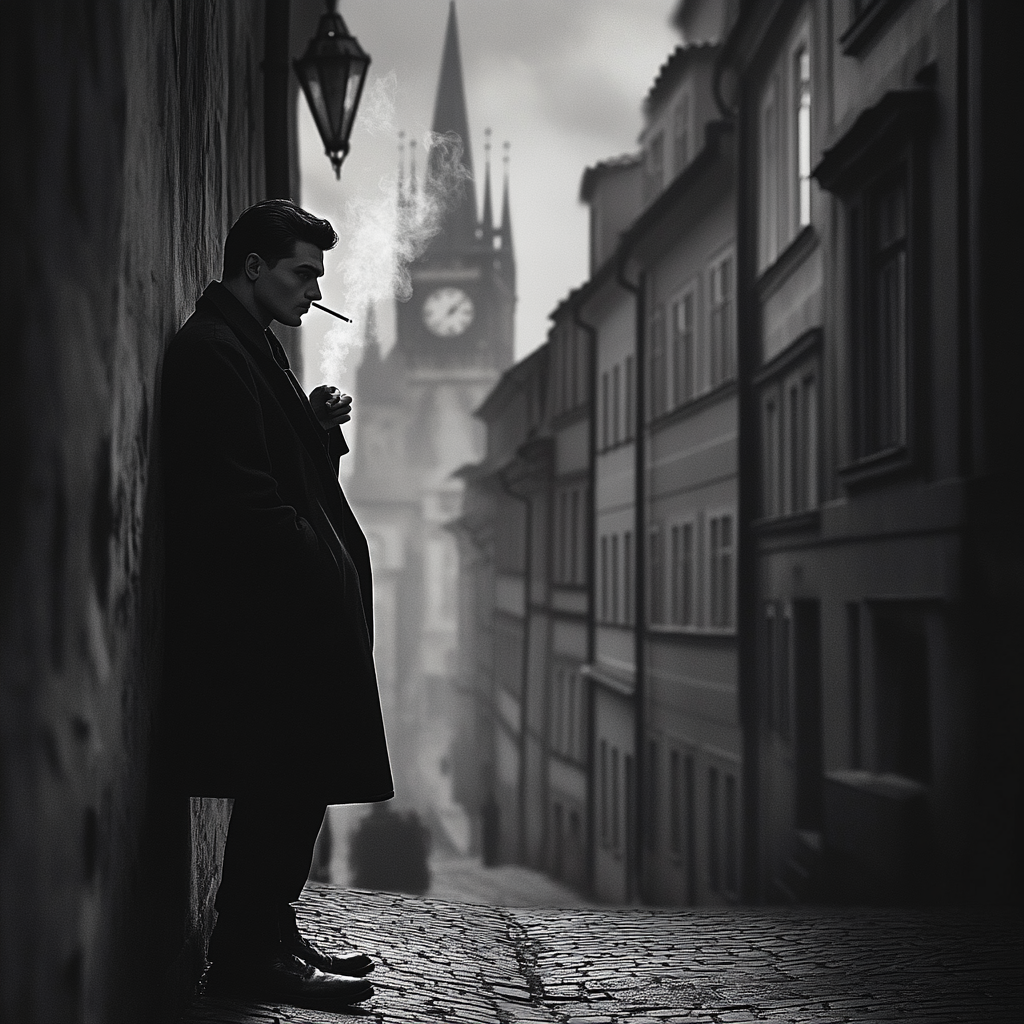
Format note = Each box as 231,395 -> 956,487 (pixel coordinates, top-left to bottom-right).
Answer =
616,256 -> 645,903
715,38 -> 760,904
497,461 -> 532,867
263,0 -> 292,199
573,303 -> 599,897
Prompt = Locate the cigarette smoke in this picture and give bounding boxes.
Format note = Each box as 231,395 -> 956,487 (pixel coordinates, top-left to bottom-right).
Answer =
318,73 -> 473,383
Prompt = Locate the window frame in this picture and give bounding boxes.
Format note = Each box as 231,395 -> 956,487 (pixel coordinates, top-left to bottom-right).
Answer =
667,514 -> 698,629
705,507 -> 737,633
673,85 -> 694,177
812,90 -> 933,488
669,278 -> 699,409
707,246 -> 737,389
758,16 -> 814,274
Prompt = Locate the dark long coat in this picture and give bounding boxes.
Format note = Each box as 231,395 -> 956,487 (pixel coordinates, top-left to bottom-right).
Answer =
161,281 -> 393,803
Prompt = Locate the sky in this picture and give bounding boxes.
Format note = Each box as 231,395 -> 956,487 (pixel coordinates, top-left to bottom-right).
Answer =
297,0 -> 682,391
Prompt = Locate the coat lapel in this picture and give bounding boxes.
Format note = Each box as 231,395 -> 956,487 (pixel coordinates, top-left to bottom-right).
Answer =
200,284 -> 343,500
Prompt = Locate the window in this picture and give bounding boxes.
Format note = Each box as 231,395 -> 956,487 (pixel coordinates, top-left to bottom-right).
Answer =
707,512 -> 735,629
708,252 -> 735,387
794,44 -> 812,230
610,533 -> 619,623
575,328 -> 588,408
551,668 -> 565,755
644,132 -> 665,203
556,484 -> 587,586
569,671 -> 582,759
788,381 -> 801,512
569,488 -> 580,584
764,395 -> 781,517
623,529 -> 634,625
854,170 -> 908,458
600,371 -> 610,450
801,374 -> 818,510
648,525 -> 665,625
758,22 -> 812,271
674,91 -> 693,174
649,305 -> 668,419
813,90 -> 931,479
551,665 -> 582,761
670,286 -> 697,406
612,363 -> 621,445
599,535 -> 608,621
624,354 -> 635,440
555,490 -> 566,583
761,360 -> 819,518
669,519 -> 696,627
759,79 -> 780,270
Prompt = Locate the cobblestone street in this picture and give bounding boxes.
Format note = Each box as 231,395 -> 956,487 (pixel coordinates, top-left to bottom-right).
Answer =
181,883 -> 1021,1023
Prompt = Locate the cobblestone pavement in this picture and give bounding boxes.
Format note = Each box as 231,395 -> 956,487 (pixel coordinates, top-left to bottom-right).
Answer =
180,885 -> 1021,1024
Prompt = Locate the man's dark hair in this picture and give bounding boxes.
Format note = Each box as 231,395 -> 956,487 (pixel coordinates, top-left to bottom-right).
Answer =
223,199 -> 338,279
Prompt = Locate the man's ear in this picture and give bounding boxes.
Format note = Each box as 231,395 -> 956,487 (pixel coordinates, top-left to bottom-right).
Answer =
244,253 -> 261,282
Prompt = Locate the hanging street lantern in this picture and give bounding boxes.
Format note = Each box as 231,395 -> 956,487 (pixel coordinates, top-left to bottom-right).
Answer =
294,1 -> 371,179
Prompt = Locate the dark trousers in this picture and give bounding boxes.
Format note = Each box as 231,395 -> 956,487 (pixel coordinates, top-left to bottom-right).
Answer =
210,793 -> 327,958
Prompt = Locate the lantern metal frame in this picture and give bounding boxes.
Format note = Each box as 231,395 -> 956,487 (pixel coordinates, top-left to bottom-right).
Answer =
293,1 -> 371,179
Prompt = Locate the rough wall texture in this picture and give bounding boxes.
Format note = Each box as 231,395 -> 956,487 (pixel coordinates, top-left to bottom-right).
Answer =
0,3 -> 266,1020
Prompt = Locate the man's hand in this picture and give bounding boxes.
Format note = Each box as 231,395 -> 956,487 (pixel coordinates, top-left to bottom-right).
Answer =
309,385 -> 352,430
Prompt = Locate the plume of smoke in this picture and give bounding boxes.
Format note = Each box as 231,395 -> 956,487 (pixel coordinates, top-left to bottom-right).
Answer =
319,129 -> 473,383
356,71 -> 398,137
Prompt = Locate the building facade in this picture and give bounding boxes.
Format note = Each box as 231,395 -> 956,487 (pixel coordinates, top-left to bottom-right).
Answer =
453,0 -> 1021,909
722,0 -> 1022,903
543,301 -> 593,892
629,41 -> 743,906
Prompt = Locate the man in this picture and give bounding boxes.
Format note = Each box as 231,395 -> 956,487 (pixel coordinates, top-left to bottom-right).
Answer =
162,200 -> 393,1009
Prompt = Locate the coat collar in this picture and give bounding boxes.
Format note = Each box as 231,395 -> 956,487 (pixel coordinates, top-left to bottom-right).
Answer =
199,280 -> 275,362
198,281 -> 334,470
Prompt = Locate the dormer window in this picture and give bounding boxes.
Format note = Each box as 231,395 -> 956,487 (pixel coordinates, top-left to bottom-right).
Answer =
644,132 -> 665,203
673,90 -> 693,175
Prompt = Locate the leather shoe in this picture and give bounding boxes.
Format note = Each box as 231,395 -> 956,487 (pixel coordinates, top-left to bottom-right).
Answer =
280,913 -> 374,977
205,950 -> 373,1009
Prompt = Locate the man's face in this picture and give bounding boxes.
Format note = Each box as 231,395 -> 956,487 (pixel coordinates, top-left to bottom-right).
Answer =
251,239 -> 325,328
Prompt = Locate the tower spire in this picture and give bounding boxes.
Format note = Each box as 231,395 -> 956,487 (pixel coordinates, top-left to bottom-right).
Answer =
499,141 -> 514,257
480,128 -> 494,243
427,1 -> 477,247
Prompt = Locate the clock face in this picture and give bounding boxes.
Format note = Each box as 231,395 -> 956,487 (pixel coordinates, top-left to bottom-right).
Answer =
423,286 -> 475,337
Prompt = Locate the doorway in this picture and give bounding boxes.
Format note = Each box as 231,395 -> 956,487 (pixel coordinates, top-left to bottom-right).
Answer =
793,600 -> 823,830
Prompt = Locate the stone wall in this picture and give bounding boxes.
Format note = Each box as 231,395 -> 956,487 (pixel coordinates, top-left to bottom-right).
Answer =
0,3 -> 267,1020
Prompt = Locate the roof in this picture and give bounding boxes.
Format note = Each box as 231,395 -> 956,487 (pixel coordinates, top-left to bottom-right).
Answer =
643,42 -> 720,118
579,153 -> 641,203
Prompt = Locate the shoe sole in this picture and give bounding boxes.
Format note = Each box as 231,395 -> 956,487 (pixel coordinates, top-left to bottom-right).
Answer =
205,978 -> 374,1008
282,982 -> 374,1009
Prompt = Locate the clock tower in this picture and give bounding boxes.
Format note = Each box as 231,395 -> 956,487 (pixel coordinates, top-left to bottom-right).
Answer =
348,0 -> 515,840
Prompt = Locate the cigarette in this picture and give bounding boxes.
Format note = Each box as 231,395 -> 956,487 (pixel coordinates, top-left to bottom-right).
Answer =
311,301 -> 352,323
